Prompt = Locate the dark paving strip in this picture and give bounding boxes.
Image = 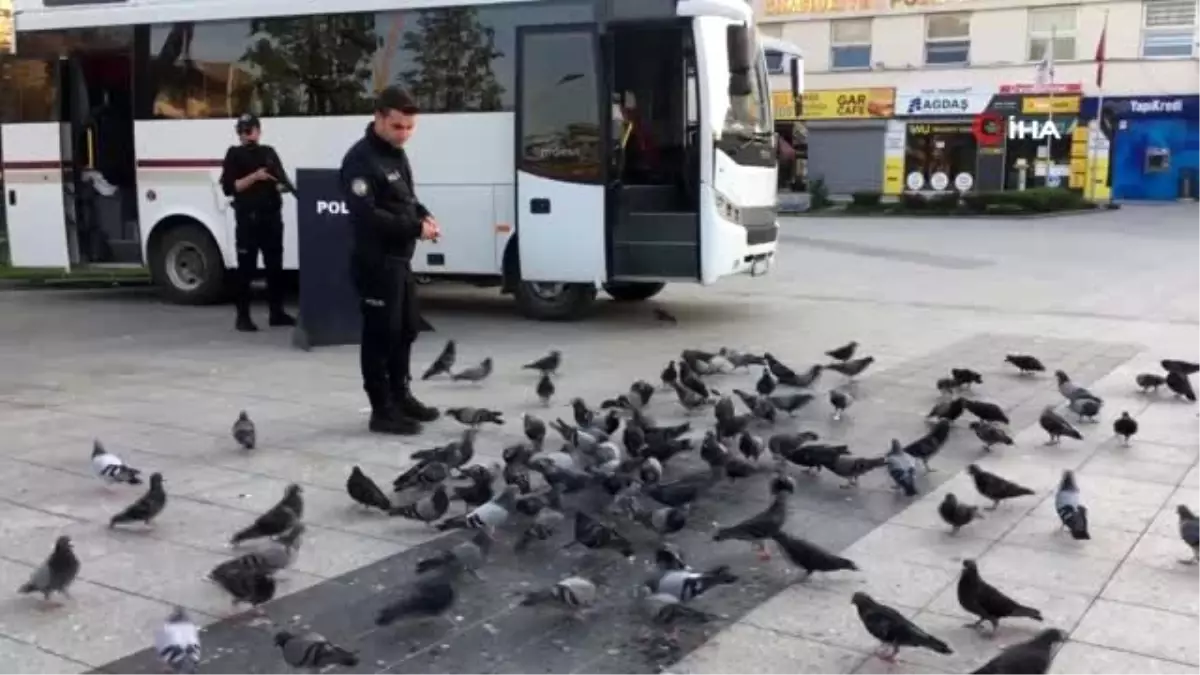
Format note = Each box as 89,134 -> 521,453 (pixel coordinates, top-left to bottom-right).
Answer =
781,233 -> 993,270
93,334 -> 1138,675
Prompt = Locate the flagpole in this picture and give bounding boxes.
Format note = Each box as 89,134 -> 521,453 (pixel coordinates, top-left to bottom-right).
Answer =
1088,11 -> 1109,201
1044,25 -> 1055,188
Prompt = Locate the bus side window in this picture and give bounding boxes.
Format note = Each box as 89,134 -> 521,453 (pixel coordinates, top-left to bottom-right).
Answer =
685,68 -> 697,125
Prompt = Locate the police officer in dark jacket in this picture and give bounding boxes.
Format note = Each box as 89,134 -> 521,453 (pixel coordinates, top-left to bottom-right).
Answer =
220,114 -> 296,332
339,87 -> 441,435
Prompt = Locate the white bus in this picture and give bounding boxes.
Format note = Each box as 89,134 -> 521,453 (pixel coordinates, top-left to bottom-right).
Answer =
1,0 -> 788,320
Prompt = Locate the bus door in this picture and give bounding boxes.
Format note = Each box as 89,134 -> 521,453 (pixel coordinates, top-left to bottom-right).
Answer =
0,56 -> 71,269
513,24 -> 607,284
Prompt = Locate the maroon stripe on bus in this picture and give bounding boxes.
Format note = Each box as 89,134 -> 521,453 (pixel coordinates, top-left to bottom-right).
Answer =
137,158 -> 223,169
2,160 -> 63,170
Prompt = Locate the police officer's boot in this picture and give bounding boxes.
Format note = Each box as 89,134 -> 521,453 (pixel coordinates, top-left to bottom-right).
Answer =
367,392 -> 421,436
266,271 -> 296,327
235,301 -> 258,332
396,378 -> 439,423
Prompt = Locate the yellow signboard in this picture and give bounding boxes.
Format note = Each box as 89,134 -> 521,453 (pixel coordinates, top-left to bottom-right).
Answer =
801,88 -> 895,120
1022,96 -> 1081,115
772,91 -> 800,121
0,0 -> 13,56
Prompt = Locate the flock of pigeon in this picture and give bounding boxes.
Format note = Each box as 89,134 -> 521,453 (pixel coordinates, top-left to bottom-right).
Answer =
12,340 -> 1200,674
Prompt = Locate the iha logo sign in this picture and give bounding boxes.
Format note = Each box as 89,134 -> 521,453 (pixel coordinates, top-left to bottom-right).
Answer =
1007,118 -> 1061,141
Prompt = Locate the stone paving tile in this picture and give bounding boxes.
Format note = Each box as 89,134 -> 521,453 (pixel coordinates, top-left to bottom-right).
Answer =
1049,642 -> 1197,674
1073,599 -> 1200,666
669,623 -> 869,674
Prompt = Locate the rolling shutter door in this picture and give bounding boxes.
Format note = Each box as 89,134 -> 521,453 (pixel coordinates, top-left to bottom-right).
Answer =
806,123 -> 886,194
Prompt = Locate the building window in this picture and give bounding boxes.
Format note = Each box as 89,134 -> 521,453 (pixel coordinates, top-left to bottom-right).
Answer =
924,13 -> 970,65
830,19 -> 871,70
1027,7 -> 1076,61
1143,0 -> 1197,57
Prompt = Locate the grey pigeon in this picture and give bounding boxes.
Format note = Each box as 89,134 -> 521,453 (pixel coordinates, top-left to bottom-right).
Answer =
232,411 -> 256,450
829,388 -> 853,421
646,565 -> 737,603
770,531 -> 857,579
927,397 -> 966,423
1005,354 -> 1045,375
1161,359 -> 1200,375
567,510 -> 634,556
712,485 -> 789,559
768,392 -> 814,416
968,464 -> 1035,510
347,466 -> 392,511
963,399 -> 1010,425
971,628 -> 1066,674
827,454 -> 887,489
91,439 -> 142,485
536,373 -> 555,405
1177,505 -> 1199,564
641,591 -> 716,625
18,535 -> 79,602
1055,370 -> 1102,404
446,406 -> 504,427
523,413 -> 547,445
885,440 -> 918,497
1166,370 -> 1197,402
376,575 -> 456,626
1136,372 -> 1167,392
826,356 -> 874,379
952,368 -> 983,388
110,472 -> 167,528
421,339 -> 456,380
521,575 -> 598,610
435,485 -> 517,533
970,421 -> 1013,451
213,524 -> 305,578
1112,412 -> 1138,445
1056,468 -> 1094,535
939,493 -> 983,534
957,560 -> 1043,633
523,350 -> 562,376
155,606 -> 200,674
392,460 -> 451,493
210,567 -> 275,607
904,420 -> 952,472
1039,406 -> 1082,444
756,368 -> 777,396
231,483 -> 303,545
851,591 -> 952,661
451,357 -> 493,383
514,504 -> 565,552
1067,396 -> 1103,422
826,341 -> 858,362
275,631 -> 358,670
416,530 -> 492,575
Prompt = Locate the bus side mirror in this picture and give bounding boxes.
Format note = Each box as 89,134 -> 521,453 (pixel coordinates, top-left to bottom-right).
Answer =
729,72 -> 752,97
726,25 -> 752,72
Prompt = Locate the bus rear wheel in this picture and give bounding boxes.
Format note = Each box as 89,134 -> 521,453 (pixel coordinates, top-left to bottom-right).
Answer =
603,281 -> 666,302
514,281 -> 596,321
149,223 -> 227,305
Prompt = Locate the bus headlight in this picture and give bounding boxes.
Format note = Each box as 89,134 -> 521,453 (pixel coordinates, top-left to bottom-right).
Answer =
714,191 -> 743,225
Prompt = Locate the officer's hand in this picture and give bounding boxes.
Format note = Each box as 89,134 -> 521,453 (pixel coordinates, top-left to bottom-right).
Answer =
420,218 -> 439,242
253,167 -> 274,182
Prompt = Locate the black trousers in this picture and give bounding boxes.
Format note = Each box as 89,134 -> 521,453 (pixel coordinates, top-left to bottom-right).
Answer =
234,209 -> 285,315
356,258 -> 424,412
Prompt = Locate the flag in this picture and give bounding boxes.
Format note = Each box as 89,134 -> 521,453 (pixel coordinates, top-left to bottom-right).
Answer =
1094,13 -> 1108,88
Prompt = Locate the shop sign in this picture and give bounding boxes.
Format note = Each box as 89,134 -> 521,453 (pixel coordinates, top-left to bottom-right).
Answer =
772,91 -> 800,121
763,0 -> 970,15
999,83 -> 1082,95
1021,96 -> 1080,115
896,88 -> 992,117
800,88 -> 895,119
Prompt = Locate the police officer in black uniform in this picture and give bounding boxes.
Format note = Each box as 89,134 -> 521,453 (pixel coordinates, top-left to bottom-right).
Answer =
339,87 -> 440,435
220,114 -> 296,332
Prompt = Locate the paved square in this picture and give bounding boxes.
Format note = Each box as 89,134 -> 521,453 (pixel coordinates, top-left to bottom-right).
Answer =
0,205 -> 1195,674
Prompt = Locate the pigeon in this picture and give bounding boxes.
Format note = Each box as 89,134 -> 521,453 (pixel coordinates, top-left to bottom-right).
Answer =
719,348 -> 765,370
523,350 -> 562,376
1005,354 -> 1045,375
274,631 -> 358,670
641,591 -> 717,626
646,565 -> 738,604
435,485 -> 517,533
155,606 -> 201,674
660,360 -> 678,388
451,464 -> 496,508
763,352 -> 800,382
957,559 -> 1043,633
903,420 -> 952,472
937,376 -> 959,395
654,543 -> 688,571
1161,359 -> 1200,376
1177,505 -> 1199,564
18,535 -> 80,602
451,357 -> 493,383
829,388 -> 853,421
963,399 -> 1009,425
970,421 -> 1014,452
347,466 -> 392,511
653,307 -> 678,325
536,373 -> 555,405
827,455 -> 888,489
110,472 -> 167,528
939,493 -> 983,534
770,530 -> 857,579
620,496 -> 688,535
410,428 -> 477,469
230,484 -> 303,545
671,381 -> 708,412
447,406 -> 505,427
567,510 -> 634,556
1055,370 -> 1102,404
851,592 -> 952,661
927,397 -> 966,423
212,524 -> 305,578
712,484 -> 790,559
768,392 -> 815,416
1067,396 -> 1103,422
416,530 -> 492,575
825,341 -> 858,362
738,433 -> 765,462
210,566 -> 276,607
780,364 -> 823,389
1112,412 -> 1138,445
952,368 -> 983,388
970,628 -> 1066,674
885,440 -> 917,497
421,339 -> 457,380
968,464 -> 1035,510
376,576 -> 457,626
1166,370 -> 1197,401
1136,372 -> 1167,393
826,356 -> 874,379
755,368 -> 777,396
514,503 -> 565,552
1055,470 -> 1090,540
1039,406 -> 1083,444
521,576 -> 598,610
91,439 -> 142,485
392,460 -> 450,492
232,411 -> 256,450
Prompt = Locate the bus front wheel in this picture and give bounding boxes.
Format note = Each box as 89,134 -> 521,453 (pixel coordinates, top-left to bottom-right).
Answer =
603,281 -> 666,302
149,223 -> 227,305
514,281 -> 596,321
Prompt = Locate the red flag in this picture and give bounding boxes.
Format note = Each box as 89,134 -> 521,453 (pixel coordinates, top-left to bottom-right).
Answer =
1094,16 -> 1108,88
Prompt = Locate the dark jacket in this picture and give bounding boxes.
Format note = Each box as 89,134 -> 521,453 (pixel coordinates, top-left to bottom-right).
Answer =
339,124 -> 431,271
219,143 -> 288,216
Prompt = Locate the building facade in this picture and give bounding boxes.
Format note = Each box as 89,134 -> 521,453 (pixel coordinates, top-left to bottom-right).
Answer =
758,0 -> 1199,200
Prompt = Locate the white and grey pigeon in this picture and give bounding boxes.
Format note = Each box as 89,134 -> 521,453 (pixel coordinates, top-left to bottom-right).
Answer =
885,439 -> 918,497
274,630 -> 358,670
217,523 -> 306,578
1054,470 -> 1090,540
155,606 -> 201,674
520,575 -> 598,611
232,410 -> 256,450
435,485 -> 518,533
91,439 -> 142,485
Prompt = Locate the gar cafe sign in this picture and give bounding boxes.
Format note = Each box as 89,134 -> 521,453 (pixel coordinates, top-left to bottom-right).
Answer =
896,87 -> 991,117
801,88 -> 895,119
